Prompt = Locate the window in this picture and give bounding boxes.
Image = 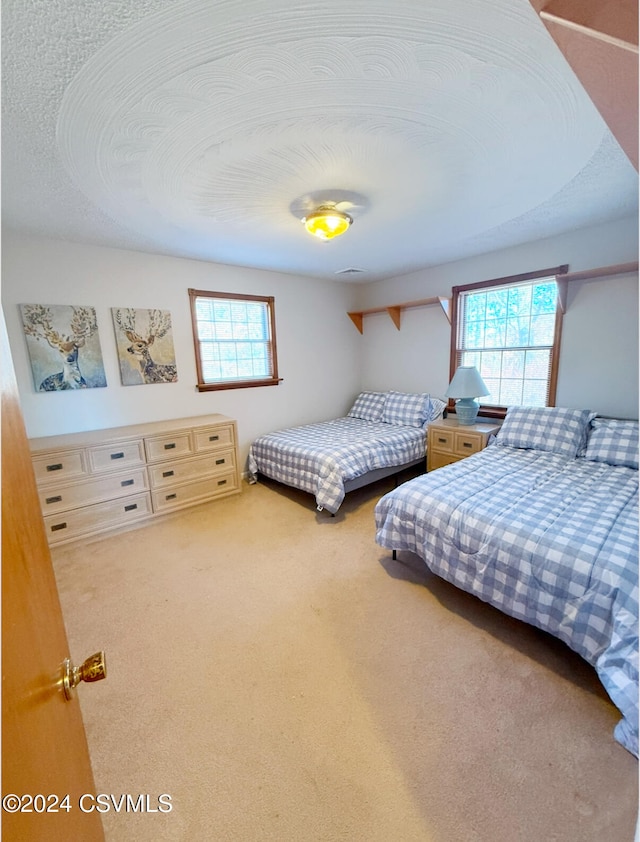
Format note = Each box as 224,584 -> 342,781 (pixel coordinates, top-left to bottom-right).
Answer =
450,265 -> 568,417
188,289 -> 280,392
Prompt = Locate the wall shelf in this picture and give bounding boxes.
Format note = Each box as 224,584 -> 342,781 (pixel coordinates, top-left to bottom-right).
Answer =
348,296 -> 451,334
348,261 -> 638,333
556,261 -> 638,312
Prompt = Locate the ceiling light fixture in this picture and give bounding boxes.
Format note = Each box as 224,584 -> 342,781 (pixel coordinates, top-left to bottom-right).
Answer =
302,206 -> 353,241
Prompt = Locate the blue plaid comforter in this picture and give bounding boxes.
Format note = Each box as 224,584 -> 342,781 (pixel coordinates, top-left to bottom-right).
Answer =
374,445 -> 639,756
248,417 -> 426,513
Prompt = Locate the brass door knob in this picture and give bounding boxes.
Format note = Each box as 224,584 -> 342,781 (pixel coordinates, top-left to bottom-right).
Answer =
63,651 -> 107,700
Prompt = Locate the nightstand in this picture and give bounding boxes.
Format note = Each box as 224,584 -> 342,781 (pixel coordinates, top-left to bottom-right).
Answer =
427,418 -> 501,471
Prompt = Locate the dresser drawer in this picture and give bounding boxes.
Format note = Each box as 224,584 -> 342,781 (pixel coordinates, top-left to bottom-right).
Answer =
43,492 -> 152,544
38,468 -> 149,515
151,471 -> 238,513
454,431 -> 483,456
148,450 -> 236,489
145,431 -> 193,462
193,423 -> 235,453
88,440 -> 146,473
32,449 -> 87,485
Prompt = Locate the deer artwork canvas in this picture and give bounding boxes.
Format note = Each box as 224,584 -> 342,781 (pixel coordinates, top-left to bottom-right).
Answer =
112,308 -> 178,385
20,304 -> 107,391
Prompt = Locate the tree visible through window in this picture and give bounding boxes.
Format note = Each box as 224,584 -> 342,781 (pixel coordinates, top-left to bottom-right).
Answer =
451,265 -> 568,416
188,289 -> 280,392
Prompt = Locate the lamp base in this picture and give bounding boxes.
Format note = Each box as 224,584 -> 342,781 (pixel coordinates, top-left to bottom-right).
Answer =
455,398 -> 479,425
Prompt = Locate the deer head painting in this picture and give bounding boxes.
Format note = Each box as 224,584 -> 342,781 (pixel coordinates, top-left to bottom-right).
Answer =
112,308 -> 178,385
20,304 -> 107,391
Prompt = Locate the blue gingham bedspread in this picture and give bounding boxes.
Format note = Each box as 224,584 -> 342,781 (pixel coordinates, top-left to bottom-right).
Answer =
248,417 -> 426,513
374,445 -> 639,756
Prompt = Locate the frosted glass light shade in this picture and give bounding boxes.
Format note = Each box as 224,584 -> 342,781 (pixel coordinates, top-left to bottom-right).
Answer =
303,208 -> 352,240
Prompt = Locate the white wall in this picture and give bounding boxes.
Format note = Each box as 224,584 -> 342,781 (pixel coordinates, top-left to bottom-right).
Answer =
354,216 -> 639,418
354,302 -> 453,400
560,271 -> 639,418
1,232 -> 362,469
3,215 -> 638,475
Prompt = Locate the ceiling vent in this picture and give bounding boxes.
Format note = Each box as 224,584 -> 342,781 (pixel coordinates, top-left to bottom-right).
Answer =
335,267 -> 365,275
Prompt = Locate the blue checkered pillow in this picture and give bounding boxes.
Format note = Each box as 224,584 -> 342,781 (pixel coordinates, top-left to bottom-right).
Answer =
382,391 -> 432,428
496,406 -> 595,457
584,418 -> 639,469
427,396 -> 447,422
347,391 -> 387,422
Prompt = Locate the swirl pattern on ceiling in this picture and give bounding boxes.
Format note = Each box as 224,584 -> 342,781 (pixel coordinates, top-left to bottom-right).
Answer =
50,0 -> 626,277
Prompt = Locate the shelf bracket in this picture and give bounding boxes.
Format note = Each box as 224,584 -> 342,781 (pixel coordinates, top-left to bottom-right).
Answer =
438,297 -> 451,323
556,277 -> 568,313
386,306 -> 402,330
347,312 -> 364,334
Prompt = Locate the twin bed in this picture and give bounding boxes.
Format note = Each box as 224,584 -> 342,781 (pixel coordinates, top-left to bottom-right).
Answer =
249,399 -> 638,755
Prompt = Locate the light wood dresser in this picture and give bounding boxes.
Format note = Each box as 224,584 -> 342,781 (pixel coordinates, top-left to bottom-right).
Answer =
29,413 -> 240,546
427,418 -> 501,471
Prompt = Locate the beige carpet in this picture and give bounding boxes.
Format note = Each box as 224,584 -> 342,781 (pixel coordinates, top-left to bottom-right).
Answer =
51,472 -> 638,842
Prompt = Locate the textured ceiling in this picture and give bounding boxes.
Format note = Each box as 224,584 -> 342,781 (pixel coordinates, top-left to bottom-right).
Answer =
2,0 -> 638,282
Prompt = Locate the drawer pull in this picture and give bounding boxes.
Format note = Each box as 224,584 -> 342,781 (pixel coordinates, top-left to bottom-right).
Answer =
162,470 -> 175,478
164,442 -> 176,450
121,479 -> 135,487
51,522 -> 67,532
462,442 -> 473,448
165,493 -> 177,501
45,495 -> 62,504
209,434 -> 220,442
437,437 -> 447,443
124,503 -> 138,512
46,463 -> 63,472
217,479 -> 227,486
215,458 -> 225,465
110,452 -> 125,460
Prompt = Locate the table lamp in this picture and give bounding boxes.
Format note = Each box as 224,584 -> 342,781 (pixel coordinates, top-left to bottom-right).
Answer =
445,365 -> 490,425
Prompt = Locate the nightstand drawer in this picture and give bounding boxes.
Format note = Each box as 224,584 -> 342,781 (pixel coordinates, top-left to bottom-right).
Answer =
429,451 -> 461,471
454,431 -> 483,456
430,428 -> 454,452
427,419 -> 501,472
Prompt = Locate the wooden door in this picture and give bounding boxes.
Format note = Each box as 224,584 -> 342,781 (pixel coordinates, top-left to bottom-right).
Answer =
1,314 -> 105,841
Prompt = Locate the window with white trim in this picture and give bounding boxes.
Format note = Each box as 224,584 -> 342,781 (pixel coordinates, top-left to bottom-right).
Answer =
189,289 -> 280,392
451,266 -> 567,415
